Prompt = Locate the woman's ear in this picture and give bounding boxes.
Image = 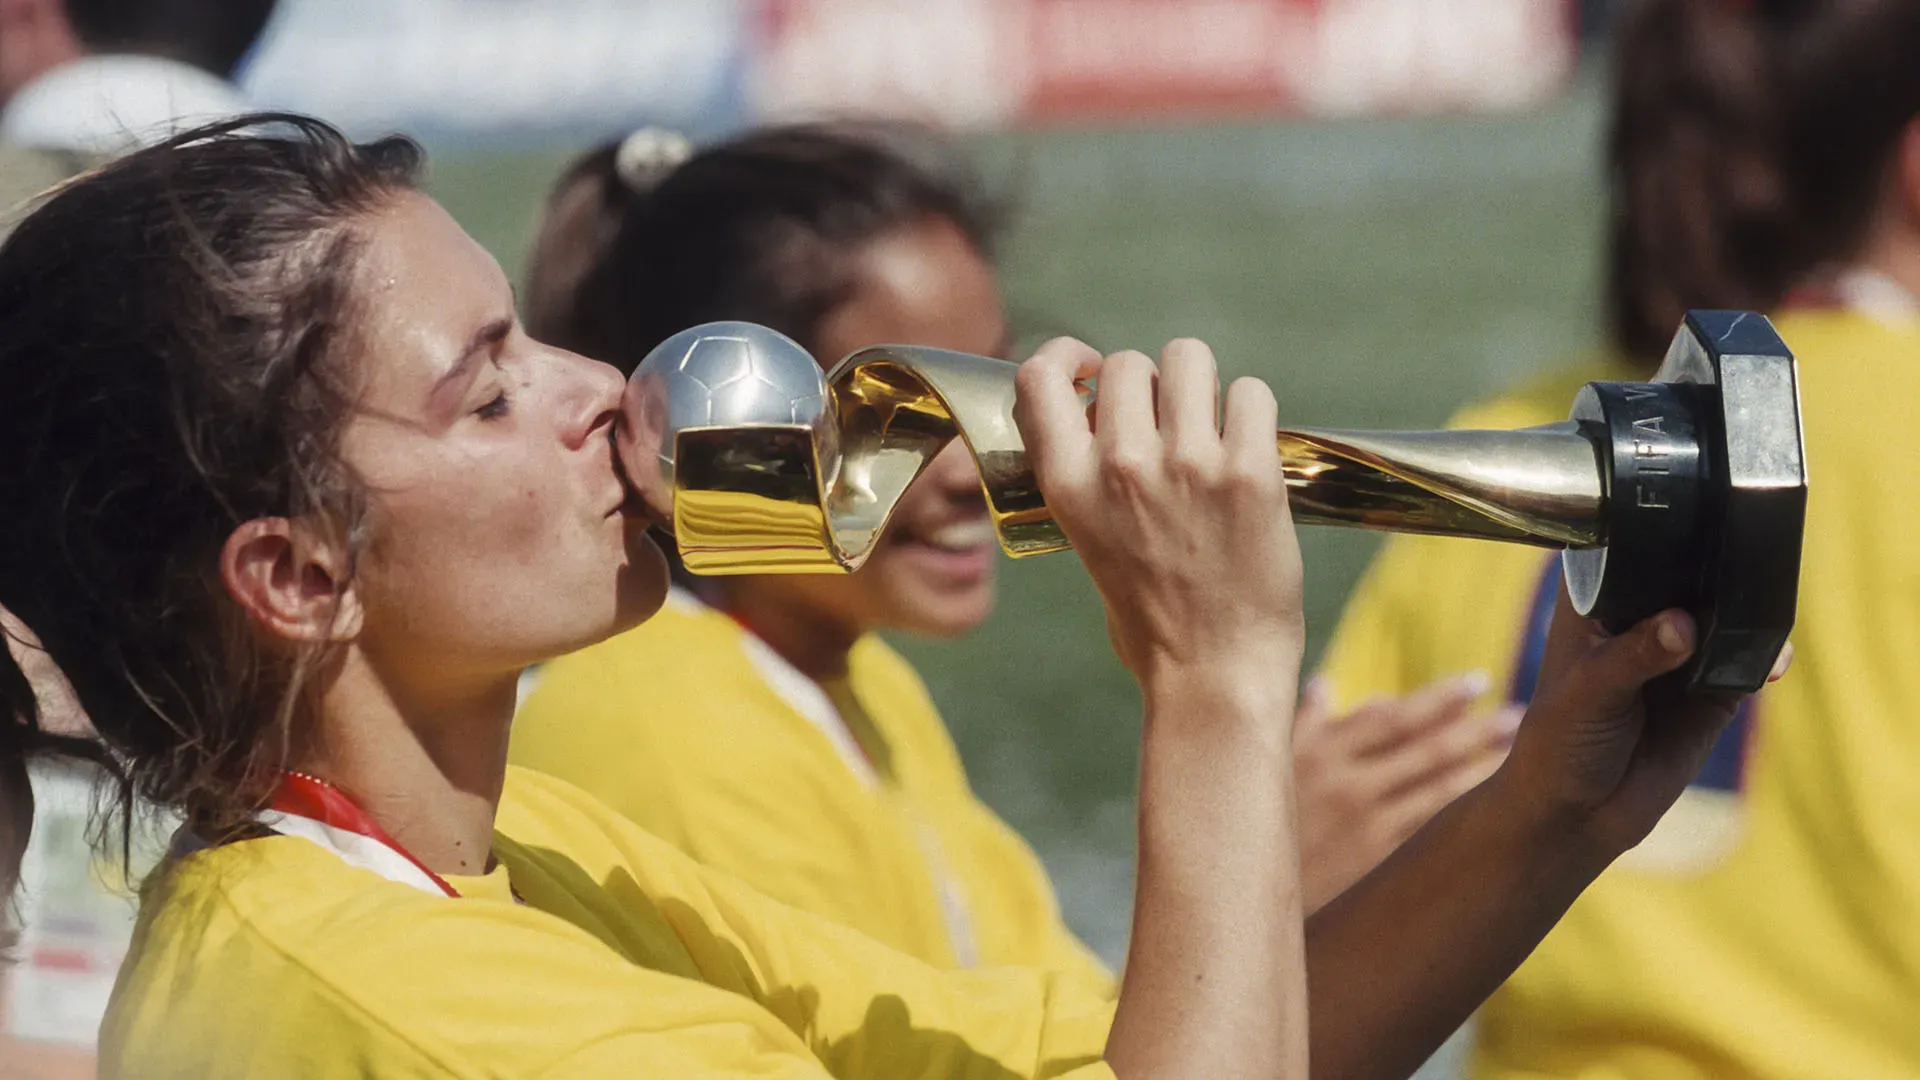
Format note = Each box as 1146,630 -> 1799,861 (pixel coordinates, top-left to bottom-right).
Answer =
219,518 -> 363,644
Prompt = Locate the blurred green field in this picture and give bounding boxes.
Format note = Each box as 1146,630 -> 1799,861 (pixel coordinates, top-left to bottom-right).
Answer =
429,74 -> 1607,963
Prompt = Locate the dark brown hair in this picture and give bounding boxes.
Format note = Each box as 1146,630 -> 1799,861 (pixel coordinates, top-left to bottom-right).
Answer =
65,0 -> 280,78
1606,0 -> 1920,364
0,114 -> 423,943
524,121 -> 1002,374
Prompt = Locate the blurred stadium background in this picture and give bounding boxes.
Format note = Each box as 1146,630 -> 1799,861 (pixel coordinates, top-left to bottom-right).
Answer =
7,2 -> 1615,1077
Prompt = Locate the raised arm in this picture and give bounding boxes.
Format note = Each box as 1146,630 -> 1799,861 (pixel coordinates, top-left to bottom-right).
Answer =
1015,337 -> 1309,1080
1304,587 -> 1787,1080
1013,336 -> 1786,1080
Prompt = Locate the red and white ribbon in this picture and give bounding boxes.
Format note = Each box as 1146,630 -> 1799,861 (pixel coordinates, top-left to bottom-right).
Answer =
258,771 -> 459,898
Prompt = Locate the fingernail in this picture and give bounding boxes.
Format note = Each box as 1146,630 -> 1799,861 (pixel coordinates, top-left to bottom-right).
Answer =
1496,705 -> 1525,735
1656,613 -> 1691,654
1459,670 -> 1490,698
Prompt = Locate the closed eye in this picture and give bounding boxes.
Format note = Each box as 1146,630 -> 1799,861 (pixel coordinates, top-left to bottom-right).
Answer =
475,388 -> 511,420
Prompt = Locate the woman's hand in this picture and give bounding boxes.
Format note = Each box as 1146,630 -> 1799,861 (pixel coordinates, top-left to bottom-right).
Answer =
1302,584 -> 1789,1080
1014,336 -> 1304,693
1498,585 -> 1792,857
1295,673 -> 1518,913
1015,336 -> 1309,1080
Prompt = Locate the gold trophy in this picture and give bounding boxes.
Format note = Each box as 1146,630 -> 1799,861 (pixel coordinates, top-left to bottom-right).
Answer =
619,313 -> 1805,694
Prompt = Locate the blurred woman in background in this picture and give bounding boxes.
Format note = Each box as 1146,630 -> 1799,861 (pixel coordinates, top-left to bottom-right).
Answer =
509,122 -> 1515,986
1320,1 -> 1920,1075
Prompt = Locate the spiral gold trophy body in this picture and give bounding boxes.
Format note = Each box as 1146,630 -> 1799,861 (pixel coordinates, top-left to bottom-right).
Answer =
619,313 -> 1806,695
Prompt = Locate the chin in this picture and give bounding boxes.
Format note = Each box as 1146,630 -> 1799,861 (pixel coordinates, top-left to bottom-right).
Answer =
891,588 -> 996,640
614,533 -> 673,630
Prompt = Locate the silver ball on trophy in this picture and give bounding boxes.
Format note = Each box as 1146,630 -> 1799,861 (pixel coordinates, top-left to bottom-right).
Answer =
618,320 -> 837,543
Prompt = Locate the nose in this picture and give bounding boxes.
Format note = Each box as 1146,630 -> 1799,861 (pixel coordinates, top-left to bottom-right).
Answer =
557,349 -> 625,452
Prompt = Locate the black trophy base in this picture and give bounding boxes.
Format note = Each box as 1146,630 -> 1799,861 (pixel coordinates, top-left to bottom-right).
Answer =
1564,311 -> 1806,695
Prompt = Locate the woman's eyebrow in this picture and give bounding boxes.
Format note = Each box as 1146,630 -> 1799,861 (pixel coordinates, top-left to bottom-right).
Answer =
432,316 -> 513,398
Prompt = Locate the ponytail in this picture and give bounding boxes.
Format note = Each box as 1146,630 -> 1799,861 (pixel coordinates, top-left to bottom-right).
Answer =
2,625 -> 38,955
521,128 -> 691,355
1,612 -> 118,959
1604,0 -> 1800,367
526,121 -> 1002,379
522,144 -> 627,351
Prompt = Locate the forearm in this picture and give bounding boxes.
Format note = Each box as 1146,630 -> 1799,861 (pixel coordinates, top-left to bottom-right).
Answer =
1303,770 -> 1613,1080
1108,664 -> 1308,1080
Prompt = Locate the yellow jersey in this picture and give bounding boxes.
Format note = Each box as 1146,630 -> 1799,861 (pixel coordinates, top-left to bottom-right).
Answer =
509,592 -> 1113,998
1320,309 -> 1920,1079
99,767 -> 1116,1079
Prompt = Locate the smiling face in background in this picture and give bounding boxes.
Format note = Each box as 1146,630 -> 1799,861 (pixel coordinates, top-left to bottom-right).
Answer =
340,192 -> 668,689
730,214 -> 1007,640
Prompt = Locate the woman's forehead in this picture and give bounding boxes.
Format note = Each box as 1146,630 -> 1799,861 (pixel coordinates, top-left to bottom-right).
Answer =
348,193 -> 512,395
820,218 -> 1004,357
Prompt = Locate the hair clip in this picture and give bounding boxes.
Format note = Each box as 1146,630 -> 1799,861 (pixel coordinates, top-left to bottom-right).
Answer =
614,127 -> 694,191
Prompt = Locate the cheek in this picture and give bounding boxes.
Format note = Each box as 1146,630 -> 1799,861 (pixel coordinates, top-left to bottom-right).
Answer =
358,463 -> 560,610
423,472 -> 555,565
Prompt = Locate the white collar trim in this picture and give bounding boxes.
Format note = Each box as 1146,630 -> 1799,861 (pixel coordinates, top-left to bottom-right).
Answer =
1834,268 -> 1920,328
671,586 -> 880,788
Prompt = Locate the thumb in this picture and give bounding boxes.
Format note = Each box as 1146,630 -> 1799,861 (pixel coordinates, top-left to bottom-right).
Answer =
1573,608 -> 1696,713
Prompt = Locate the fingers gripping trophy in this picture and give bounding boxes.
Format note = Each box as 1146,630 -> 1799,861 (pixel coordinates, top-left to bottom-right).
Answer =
616,313 -> 1806,695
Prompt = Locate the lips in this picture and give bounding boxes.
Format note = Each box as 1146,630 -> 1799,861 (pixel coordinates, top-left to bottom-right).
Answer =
605,430 -> 639,517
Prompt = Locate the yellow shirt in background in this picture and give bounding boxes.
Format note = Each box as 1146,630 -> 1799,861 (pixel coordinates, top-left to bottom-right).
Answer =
99,767 -> 1116,1079
510,593 -> 1114,999
1321,310 -> 1920,1079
